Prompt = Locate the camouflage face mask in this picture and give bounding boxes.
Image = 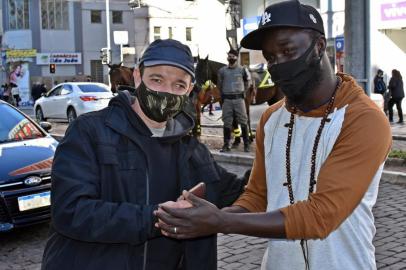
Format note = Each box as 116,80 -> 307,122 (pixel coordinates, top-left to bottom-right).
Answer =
136,80 -> 188,122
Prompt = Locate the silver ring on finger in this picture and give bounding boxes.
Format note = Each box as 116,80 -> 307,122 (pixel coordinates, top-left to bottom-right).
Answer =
174,227 -> 177,234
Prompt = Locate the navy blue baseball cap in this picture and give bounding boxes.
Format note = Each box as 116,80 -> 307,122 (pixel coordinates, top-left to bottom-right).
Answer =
139,39 -> 195,79
241,0 -> 324,50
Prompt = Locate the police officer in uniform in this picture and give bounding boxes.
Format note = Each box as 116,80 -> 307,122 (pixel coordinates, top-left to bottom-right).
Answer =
218,49 -> 251,152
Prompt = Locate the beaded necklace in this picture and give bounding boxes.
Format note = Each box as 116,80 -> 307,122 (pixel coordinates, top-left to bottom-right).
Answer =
283,76 -> 342,270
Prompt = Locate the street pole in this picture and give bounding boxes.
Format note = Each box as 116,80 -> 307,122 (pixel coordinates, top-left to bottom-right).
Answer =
344,0 -> 368,92
365,0 -> 371,95
327,0 -> 333,39
106,0 -> 111,86
120,44 -> 123,63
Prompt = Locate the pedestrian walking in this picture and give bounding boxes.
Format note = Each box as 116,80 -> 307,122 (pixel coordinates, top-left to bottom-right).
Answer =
32,82 -> 48,102
374,69 -> 389,115
10,83 -> 20,107
155,1 -> 392,270
0,83 -> 4,101
41,39 -> 249,270
388,69 -> 404,123
2,83 -> 11,103
218,49 -> 252,152
374,69 -> 386,95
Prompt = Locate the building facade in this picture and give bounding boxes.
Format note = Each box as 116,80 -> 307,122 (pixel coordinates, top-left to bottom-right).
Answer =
1,0 -> 229,106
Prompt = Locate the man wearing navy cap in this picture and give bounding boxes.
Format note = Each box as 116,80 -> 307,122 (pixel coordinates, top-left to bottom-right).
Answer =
156,1 -> 391,269
41,39 -> 248,270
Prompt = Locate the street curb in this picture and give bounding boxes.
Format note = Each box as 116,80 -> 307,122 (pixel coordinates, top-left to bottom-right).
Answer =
211,151 -> 254,166
381,170 -> 406,186
211,151 -> 406,186
203,125 -> 406,142
393,135 -> 406,141
51,134 -> 64,142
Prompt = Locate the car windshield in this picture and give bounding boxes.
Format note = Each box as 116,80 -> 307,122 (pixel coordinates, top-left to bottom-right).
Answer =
78,84 -> 110,93
0,103 -> 45,144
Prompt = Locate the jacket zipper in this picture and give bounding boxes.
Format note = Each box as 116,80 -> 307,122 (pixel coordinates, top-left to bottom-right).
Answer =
142,172 -> 150,270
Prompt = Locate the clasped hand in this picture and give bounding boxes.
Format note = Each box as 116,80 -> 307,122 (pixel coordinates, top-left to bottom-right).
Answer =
154,190 -> 223,239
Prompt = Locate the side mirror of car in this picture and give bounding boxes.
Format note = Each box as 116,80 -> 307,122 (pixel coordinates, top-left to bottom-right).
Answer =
41,92 -> 46,97
39,121 -> 52,132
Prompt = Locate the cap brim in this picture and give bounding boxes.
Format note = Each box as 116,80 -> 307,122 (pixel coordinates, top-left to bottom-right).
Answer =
241,24 -> 324,50
143,60 -> 195,79
240,26 -> 272,50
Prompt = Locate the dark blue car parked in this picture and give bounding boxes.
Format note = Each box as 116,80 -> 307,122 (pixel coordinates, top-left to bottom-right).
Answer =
0,100 -> 58,231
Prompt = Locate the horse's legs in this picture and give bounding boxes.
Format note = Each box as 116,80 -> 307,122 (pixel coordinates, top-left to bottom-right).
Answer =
245,90 -> 254,142
209,102 -> 214,115
193,101 -> 202,137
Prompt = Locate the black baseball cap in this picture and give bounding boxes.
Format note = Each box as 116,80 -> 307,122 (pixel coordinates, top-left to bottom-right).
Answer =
241,0 -> 324,50
139,39 -> 195,79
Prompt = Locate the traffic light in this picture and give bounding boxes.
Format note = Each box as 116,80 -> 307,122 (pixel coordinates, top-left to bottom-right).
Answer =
128,0 -> 141,9
100,48 -> 111,65
49,64 -> 56,74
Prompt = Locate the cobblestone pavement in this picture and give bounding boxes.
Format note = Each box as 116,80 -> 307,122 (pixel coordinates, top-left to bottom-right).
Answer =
217,163 -> 406,270
0,223 -> 47,270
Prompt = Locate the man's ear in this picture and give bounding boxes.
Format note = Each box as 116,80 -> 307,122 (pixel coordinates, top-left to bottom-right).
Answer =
187,82 -> 194,95
317,36 -> 327,56
133,68 -> 142,87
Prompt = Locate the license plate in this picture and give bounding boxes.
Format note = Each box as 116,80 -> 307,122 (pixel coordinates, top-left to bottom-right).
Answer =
18,191 -> 50,211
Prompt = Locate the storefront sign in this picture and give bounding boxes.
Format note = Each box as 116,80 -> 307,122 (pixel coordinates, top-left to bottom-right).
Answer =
381,1 -> 406,21
335,37 -> 344,52
6,49 -> 37,58
36,53 -> 82,65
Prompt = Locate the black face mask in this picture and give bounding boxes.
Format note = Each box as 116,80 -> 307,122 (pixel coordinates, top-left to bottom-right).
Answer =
268,40 -> 323,105
136,80 -> 188,122
227,58 -> 237,65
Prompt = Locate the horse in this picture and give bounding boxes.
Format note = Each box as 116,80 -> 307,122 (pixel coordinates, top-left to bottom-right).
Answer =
194,56 -> 284,141
108,63 -> 134,93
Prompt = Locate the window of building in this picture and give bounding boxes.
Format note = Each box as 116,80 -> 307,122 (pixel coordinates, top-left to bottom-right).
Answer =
240,52 -> 249,66
91,60 -> 104,83
154,26 -> 161,40
186,27 -> 192,42
91,10 -> 102,24
8,0 -> 30,30
41,0 -> 69,30
112,11 -> 122,24
168,27 -> 173,39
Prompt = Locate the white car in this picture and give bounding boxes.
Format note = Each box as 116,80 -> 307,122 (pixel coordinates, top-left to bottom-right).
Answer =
34,82 -> 114,123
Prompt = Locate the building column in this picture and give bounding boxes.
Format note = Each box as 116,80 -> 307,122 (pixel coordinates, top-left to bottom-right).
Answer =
344,0 -> 371,94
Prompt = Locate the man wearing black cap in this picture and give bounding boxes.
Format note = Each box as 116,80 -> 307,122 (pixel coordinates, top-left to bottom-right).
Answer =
41,39 -> 248,270
218,49 -> 252,152
155,1 -> 391,269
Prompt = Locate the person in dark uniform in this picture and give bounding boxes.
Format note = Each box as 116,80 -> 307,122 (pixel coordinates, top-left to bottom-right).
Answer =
218,49 -> 251,152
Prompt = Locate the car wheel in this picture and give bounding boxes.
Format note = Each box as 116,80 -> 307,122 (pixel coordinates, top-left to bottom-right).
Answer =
67,107 -> 77,123
35,107 -> 45,122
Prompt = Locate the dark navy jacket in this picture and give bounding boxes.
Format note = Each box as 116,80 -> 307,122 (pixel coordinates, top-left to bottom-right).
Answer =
42,91 -> 247,270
